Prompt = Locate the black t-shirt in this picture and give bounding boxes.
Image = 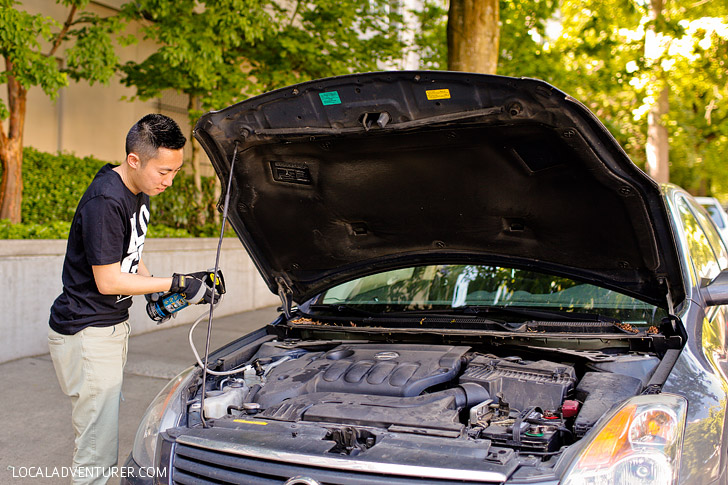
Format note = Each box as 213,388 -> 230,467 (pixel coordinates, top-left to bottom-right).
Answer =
49,164 -> 150,335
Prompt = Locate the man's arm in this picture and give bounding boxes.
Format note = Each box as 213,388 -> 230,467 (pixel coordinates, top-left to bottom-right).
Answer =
93,262 -> 172,296
137,258 -> 152,277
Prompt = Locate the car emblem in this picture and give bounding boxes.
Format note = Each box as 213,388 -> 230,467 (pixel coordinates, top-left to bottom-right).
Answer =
375,351 -> 400,360
283,477 -> 320,485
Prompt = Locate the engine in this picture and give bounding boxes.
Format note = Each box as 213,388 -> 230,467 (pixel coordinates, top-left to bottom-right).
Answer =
189,341 -> 657,455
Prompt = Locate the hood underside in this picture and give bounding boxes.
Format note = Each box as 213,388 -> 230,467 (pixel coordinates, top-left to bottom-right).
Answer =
194,71 -> 683,308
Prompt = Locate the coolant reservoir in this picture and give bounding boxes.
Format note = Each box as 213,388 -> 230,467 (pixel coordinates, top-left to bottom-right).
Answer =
203,382 -> 247,419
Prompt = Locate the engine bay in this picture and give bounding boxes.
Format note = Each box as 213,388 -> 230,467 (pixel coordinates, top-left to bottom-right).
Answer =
183,339 -> 662,460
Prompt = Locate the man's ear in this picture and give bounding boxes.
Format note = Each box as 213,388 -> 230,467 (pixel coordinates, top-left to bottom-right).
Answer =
126,152 -> 142,169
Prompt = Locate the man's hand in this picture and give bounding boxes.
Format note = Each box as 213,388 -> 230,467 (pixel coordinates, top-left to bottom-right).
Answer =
170,270 -> 225,305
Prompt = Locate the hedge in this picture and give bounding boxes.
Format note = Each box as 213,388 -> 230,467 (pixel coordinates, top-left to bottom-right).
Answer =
1,147 -> 227,239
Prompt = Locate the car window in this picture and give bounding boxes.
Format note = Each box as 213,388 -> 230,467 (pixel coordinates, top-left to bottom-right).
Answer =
676,195 -> 723,282
702,204 -> 726,229
691,201 -> 728,269
321,264 -> 666,324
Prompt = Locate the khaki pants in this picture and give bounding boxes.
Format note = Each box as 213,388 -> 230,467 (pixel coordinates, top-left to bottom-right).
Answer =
48,321 -> 130,485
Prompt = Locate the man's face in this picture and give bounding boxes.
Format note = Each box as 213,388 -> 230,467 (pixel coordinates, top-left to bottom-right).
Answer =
132,147 -> 184,196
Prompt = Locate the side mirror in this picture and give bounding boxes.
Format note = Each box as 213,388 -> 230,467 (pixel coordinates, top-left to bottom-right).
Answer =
700,269 -> 728,306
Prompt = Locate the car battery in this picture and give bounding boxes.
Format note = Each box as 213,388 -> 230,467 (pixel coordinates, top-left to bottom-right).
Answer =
478,409 -> 565,452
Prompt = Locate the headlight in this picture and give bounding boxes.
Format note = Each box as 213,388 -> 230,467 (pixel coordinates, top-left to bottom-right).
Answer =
132,366 -> 197,468
562,393 -> 687,485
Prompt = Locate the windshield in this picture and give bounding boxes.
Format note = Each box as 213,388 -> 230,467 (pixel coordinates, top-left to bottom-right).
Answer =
320,264 -> 666,325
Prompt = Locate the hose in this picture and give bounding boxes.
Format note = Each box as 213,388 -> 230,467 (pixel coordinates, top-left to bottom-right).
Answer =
188,311 -> 252,376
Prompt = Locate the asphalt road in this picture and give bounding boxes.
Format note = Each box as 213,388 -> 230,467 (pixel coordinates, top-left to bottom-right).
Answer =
0,306 -> 279,485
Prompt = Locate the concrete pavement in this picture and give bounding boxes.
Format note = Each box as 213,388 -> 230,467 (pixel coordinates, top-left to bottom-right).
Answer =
0,306 -> 280,485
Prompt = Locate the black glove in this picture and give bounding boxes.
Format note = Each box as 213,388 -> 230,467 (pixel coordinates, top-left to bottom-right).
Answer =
189,269 -> 225,298
204,269 -> 226,296
170,269 -> 225,305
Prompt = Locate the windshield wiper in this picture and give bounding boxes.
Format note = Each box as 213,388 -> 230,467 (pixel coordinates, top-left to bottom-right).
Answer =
387,305 -> 619,323
306,303 -> 522,331
306,303 -> 380,317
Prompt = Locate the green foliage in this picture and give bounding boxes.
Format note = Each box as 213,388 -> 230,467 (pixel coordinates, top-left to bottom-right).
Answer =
64,13 -> 124,84
0,148 -> 228,239
0,219 -> 71,239
0,0 -> 122,116
549,0 -> 728,197
119,0 -> 277,118
120,0 -> 404,115
21,147 -> 107,224
152,171 -> 227,237
413,0 -> 448,70
146,224 -> 194,238
497,0 -> 559,80
248,0 -> 404,91
0,1 -> 65,111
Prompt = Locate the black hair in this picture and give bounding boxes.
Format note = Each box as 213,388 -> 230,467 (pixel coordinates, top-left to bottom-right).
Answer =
125,114 -> 186,163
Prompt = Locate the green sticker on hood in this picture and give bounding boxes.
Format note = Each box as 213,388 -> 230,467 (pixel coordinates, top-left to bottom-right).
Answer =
319,91 -> 341,106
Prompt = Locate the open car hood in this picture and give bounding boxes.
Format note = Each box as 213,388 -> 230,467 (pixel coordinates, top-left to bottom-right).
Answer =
194,71 -> 683,309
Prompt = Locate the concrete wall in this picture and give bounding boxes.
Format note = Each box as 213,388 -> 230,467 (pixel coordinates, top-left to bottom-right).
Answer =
0,238 -> 281,364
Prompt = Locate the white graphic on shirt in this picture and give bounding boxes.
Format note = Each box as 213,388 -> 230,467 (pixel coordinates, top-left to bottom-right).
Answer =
117,204 -> 149,303
120,204 -> 149,275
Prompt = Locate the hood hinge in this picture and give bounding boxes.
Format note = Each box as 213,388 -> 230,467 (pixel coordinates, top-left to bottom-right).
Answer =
276,277 -> 294,319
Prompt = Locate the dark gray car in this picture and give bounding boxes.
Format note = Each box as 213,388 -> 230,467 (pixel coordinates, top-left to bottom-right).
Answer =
122,71 -> 728,485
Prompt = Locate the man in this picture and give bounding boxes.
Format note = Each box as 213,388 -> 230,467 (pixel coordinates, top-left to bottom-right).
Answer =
48,114 -> 215,484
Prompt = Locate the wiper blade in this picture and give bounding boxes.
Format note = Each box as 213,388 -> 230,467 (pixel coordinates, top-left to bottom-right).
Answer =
464,305 -> 619,322
305,304 -> 520,331
388,305 -> 617,323
306,303 -> 379,317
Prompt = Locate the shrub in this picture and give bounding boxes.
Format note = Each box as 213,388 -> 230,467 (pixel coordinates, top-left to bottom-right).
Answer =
0,219 -> 71,239
22,148 -> 107,224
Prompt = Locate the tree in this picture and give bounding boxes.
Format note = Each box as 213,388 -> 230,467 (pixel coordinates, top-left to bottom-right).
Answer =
0,0 -> 121,223
244,0 -> 403,90
552,0 -> 728,190
447,0 -> 499,73
644,0 -> 669,183
416,0 -> 558,77
120,0 -> 403,224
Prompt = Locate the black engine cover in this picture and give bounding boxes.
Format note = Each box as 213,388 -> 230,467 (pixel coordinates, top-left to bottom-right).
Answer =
253,344 -> 470,409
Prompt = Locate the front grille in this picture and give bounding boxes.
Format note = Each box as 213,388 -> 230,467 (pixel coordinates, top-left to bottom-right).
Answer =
172,443 -> 492,485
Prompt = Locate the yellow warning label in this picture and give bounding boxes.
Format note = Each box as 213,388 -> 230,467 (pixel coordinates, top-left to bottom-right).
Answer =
233,419 -> 268,426
426,89 -> 451,100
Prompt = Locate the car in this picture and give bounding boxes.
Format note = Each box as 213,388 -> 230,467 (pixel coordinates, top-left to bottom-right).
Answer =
695,196 -> 728,244
122,71 -> 728,485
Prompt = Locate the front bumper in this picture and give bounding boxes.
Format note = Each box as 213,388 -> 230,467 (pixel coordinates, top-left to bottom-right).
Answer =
119,453 -> 169,485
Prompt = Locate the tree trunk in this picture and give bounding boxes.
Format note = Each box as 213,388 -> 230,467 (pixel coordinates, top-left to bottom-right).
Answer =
0,7 -> 77,224
447,0 -> 499,74
646,87 -> 669,183
645,0 -> 669,183
188,94 -> 205,226
0,59 -> 27,223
